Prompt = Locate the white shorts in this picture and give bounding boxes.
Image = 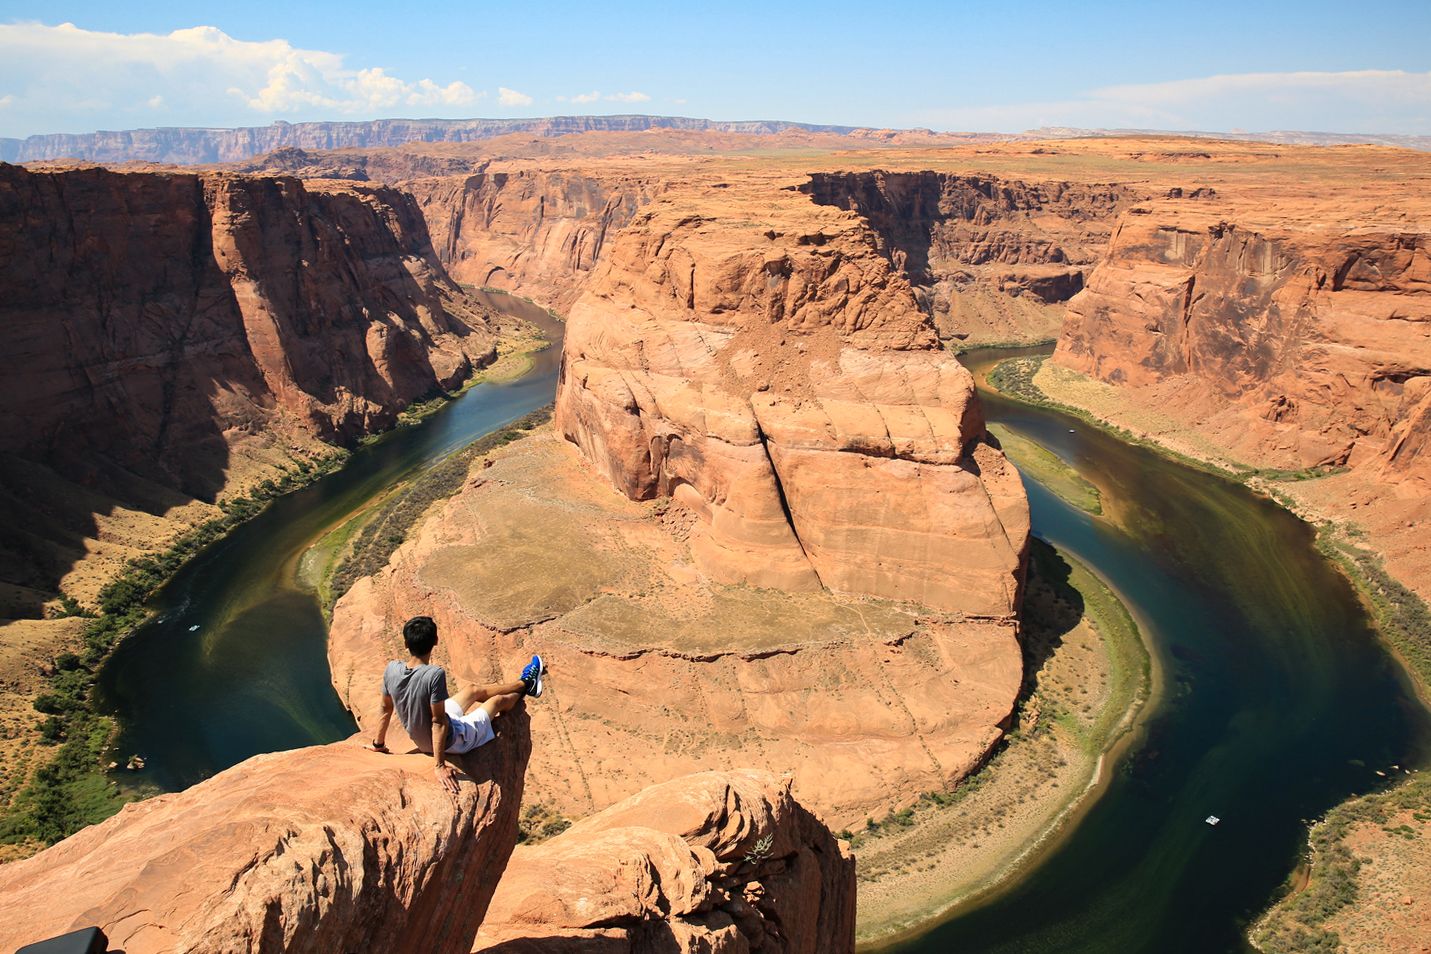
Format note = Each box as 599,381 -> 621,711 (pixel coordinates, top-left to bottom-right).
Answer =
443,698 -> 495,754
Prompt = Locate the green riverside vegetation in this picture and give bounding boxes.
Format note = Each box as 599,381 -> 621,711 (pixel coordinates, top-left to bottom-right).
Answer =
989,352 -> 1431,693
1250,530 -> 1431,951
1252,773 -> 1430,954
3,321 -> 553,852
987,354 -> 1349,484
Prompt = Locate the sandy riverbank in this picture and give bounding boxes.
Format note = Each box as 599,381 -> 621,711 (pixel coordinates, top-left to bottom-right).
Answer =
854,541 -> 1155,946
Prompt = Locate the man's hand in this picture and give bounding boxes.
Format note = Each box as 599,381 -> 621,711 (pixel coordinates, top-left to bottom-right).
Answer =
434,763 -> 460,794
367,740 -> 389,753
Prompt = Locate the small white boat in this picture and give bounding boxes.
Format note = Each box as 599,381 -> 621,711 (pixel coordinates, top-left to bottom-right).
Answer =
188,625 -> 200,632
1205,815 -> 1220,826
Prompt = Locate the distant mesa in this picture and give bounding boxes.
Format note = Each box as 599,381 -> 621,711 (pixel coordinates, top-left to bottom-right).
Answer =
4,114 -> 1428,167
0,114 -> 960,165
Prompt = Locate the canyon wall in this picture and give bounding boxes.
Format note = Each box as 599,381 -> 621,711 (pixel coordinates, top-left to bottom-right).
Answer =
475,770 -> 856,953
555,180 -> 1030,614
1048,192 -> 1431,605
0,163 -> 500,611
803,171 -> 1128,343
1056,202 -> 1431,479
406,170 -> 663,309
0,715 -> 529,954
228,152 -> 663,312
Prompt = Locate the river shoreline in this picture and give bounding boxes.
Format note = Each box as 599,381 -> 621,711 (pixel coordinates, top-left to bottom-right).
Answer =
855,541 -> 1158,948
991,351 -> 1431,705
982,349 -> 1431,953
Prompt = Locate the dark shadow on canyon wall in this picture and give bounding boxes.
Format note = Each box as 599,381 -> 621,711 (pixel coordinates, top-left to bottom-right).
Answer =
798,171 -> 1127,328
0,164 -> 491,618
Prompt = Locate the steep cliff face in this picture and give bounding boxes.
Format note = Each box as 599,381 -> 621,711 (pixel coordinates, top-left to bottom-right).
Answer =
474,770 -> 856,954
0,164 -> 498,610
0,731 -> 855,954
803,171 -> 1129,343
0,717 -> 530,954
555,181 -> 1029,615
1055,202 -> 1431,479
406,169 -> 663,309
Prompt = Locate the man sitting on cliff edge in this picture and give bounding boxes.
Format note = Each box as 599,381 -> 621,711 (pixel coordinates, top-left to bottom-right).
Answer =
368,615 -> 543,792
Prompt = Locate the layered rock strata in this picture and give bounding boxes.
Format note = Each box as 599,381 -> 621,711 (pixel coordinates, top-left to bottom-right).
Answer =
1051,195 -> 1431,601
554,182 -> 1030,614
1058,202 -> 1431,476
474,769 -> 856,953
0,163 -> 499,610
802,171 -> 1128,343
407,170 -> 662,308
0,714 -> 529,954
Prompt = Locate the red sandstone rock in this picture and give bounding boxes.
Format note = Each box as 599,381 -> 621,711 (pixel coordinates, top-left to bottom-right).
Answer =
1057,203 -> 1431,481
473,770 -> 855,954
555,182 -> 1029,615
0,165 -> 496,476
328,430 -> 1022,830
801,171 -> 1127,342
0,715 -> 530,954
408,169 -> 662,310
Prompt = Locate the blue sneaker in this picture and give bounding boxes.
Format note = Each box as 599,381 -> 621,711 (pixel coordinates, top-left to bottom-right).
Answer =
521,654 -> 544,698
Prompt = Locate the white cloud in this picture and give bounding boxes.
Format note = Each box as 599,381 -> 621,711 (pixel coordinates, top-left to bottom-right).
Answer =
0,21 -> 486,136
606,91 -> 649,103
918,69 -> 1431,134
570,90 -> 600,104
497,86 -> 533,108
0,94 -> 13,108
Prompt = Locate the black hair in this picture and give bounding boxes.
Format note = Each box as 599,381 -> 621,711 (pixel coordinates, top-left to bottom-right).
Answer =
403,616 -> 439,656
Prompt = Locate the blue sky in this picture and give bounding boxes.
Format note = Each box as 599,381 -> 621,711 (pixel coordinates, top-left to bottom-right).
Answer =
1,0 -> 1429,138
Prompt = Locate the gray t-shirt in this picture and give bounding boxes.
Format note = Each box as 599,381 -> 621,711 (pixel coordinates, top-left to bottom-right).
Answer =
382,661 -> 449,754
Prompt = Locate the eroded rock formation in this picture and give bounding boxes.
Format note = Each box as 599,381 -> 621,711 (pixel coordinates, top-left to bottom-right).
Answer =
407,170 -> 662,309
803,171 -> 1127,343
1057,203 -> 1431,479
474,769 -> 856,954
328,429 -> 1022,828
0,714 -> 530,954
0,724 -> 858,954
555,181 -> 1030,614
0,163 -> 500,611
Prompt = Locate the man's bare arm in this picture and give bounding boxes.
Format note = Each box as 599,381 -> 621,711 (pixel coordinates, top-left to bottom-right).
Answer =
370,694 -> 394,751
431,701 -> 458,793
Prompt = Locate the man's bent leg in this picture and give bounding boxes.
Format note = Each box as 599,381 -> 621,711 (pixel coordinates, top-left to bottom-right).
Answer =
480,692 -> 522,721
451,680 -> 526,713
